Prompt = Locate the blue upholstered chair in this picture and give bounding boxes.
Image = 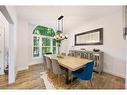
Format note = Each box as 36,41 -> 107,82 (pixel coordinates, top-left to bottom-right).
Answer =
72,61 -> 94,86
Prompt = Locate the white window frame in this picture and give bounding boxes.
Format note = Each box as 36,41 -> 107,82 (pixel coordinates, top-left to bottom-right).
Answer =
32,34 -> 57,58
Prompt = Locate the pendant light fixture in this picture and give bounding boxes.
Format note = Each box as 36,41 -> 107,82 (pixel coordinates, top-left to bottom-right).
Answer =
54,15 -> 68,41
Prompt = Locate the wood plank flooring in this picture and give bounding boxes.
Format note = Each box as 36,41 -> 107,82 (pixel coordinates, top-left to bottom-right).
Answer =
48,71 -> 125,89
0,63 -> 125,89
0,63 -> 46,89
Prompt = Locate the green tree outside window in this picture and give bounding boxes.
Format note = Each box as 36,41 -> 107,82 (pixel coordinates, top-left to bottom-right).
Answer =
33,25 -> 57,57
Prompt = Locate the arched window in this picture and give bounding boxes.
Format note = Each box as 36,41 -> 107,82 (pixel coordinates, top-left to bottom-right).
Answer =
33,25 -> 55,36
33,25 -> 57,57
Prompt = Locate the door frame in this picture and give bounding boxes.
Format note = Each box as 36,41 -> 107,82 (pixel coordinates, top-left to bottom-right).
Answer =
0,25 -> 5,75
0,6 -> 16,84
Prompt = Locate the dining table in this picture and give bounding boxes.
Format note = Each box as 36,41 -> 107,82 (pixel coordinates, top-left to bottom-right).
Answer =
49,54 -> 93,84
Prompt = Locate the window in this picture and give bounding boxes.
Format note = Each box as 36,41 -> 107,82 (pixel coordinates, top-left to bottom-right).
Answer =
33,36 -> 40,57
53,39 -> 57,54
33,25 -> 57,57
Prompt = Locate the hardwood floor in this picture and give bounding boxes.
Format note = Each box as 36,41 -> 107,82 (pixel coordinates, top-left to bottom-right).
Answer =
48,71 -> 125,89
0,63 -> 46,89
0,63 -> 125,89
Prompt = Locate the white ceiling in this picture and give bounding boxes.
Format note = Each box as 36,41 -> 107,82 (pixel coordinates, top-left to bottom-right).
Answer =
15,6 -> 121,32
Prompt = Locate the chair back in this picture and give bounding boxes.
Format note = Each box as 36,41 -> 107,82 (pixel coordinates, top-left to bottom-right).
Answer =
42,55 -> 46,64
83,61 -> 94,80
61,53 -> 66,56
84,53 -> 89,59
51,59 -> 63,75
67,53 -> 71,56
45,56 -> 52,71
75,52 -> 81,58
72,61 -> 94,80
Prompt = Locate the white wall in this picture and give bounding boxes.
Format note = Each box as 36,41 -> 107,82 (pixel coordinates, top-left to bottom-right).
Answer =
28,23 -> 33,65
16,17 -> 29,71
16,18 -> 42,71
61,8 -> 126,78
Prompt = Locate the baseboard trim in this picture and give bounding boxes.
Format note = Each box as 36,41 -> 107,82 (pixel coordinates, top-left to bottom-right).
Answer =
0,72 -> 4,75
29,62 -> 42,66
103,70 -> 125,79
17,66 -> 29,72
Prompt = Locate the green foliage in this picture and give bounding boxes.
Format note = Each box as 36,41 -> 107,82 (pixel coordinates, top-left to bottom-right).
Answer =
42,38 -> 51,46
42,47 -> 51,54
33,25 -> 55,37
33,25 -> 58,56
33,47 -> 39,57
53,47 -> 56,54
53,39 -> 57,46
33,37 -> 39,46
55,40 -> 61,47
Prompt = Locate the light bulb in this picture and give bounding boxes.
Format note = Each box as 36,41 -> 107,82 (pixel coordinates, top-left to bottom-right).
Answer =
56,35 -> 59,38
60,33 -> 63,37
65,35 -> 68,39
62,35 -> 65,39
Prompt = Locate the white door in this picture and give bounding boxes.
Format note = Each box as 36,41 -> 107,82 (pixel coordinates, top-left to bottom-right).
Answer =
0,26 -> 4,75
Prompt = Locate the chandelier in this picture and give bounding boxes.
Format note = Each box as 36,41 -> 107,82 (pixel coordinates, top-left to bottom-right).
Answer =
54,15 -> 68,41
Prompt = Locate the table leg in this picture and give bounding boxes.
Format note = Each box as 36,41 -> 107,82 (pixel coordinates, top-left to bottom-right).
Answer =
64,69 -> 78,84
65,68 -> 69,84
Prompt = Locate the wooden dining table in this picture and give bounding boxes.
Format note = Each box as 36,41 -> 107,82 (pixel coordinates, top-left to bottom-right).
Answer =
50,55 -> 93,84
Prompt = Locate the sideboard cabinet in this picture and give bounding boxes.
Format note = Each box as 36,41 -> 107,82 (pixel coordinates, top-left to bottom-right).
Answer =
69,50 -> 103,74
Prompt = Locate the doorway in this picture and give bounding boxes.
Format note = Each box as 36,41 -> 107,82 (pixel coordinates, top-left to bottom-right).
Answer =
0,26 -> 4,75
0,6 -> 17,84
0,11 -> 9,86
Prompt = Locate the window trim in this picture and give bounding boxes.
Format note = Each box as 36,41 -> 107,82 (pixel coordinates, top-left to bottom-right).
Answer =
32,34 -> 57,59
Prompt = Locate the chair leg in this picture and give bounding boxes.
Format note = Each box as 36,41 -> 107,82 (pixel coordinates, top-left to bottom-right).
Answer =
89,80 -> 92,87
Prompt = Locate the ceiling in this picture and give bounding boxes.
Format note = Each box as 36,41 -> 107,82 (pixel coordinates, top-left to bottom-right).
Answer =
15,6 -> 121,32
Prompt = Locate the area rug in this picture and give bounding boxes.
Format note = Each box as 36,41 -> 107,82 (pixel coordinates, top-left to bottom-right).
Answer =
40,71 -> 125,89
40,71 -> 55,89
40,71 -> 92,89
